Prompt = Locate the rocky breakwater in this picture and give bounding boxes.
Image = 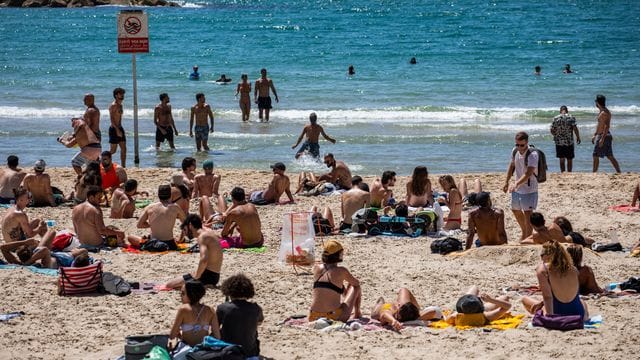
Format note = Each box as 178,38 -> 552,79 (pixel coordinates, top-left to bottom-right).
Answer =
0,0 -> 179,7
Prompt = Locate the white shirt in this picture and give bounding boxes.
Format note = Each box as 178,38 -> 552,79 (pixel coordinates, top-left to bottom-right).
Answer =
512,146 -> 538,194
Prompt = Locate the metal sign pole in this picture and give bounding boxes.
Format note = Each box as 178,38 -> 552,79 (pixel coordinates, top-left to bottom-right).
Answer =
132,53 -> 139,165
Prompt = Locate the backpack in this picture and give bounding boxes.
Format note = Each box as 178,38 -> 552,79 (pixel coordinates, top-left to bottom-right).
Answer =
620,277 -> 640,292
430,237 -> 463,255
99,271 -> 131,296
186,336 -> 245,360
124,334 -> 170,360
141,239 -> 169,252
511,144 -> 548,183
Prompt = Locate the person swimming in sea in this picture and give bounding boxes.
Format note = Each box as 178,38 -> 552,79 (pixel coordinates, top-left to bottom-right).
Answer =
189,66 -> 200,80
216,74 -> 232,83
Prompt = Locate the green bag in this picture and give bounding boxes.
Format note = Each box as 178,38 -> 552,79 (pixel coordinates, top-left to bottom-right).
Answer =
144,345 -> 171,360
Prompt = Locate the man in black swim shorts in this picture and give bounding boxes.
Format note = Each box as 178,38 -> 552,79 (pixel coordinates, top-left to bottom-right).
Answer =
165,214 -> 223,289
108,87 -> 127,167
254,68 -> 279,122
154,93 -> 179,150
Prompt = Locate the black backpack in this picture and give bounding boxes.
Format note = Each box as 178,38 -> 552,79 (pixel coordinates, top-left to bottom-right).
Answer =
620,277 -> 640,292
511,144 -> 548,183
141,239 -> 169,252
186,344 -> 245,360
430,237 -> 463,255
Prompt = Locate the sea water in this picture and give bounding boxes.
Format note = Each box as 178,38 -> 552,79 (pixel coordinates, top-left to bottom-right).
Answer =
0,0 -> 638,175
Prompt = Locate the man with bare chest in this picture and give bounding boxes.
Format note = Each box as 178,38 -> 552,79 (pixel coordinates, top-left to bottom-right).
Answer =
83,93 -> 101,143
189,93 -> 215,151
466,192 -> 507,249
592,94 -> 621,173
193,160 -> 220,198
254,68 -> 279,122
20,160 -> 55,207
108,87 -> 127,167
0,155 -> 26,204
291,112 -> 336,159
154,93 -> 179,150
319,153 -> 352,190
248,162 -> 294,205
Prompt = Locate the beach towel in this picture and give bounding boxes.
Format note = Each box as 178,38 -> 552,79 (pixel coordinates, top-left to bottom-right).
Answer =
429,312 -> 524,331
282,316 -> 428,332
0,263 -> 58,276
526,315 -> 602,330
130,282 -> 173,295
0,311 -> 24,322
122,242 -> 190,255
503,285 -> 541,296
608,204 -> 640,213
135,199 -> 152,209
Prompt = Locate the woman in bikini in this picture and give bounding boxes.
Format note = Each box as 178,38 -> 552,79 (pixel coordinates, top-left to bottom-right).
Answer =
170,280 -> 221,358
566,244 -> 605,295
522,241 -> 589,320
438,175 -> 462,230
236,74 -> 252,122
371,288 -> 442,330
405,166 -> 433,208
309,240 -> 362,322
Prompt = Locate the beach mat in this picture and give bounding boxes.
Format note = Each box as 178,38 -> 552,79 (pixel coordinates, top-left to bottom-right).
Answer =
130,282 -> 173,295
282,316 -> 427,332
608,204 -> 640,213
429,312 -> 524,331
526,315 -> 603,330
0,264 -> 58,276
122,242 -> 191,255
134,199 -> 152,209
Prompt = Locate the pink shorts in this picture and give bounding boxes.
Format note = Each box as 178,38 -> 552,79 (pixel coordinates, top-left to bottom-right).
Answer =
219,234 -> 264,249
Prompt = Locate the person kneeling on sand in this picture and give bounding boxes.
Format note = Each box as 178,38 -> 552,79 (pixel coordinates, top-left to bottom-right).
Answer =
217,274 -> 264,360
309,240 -> 362,322
521,241 -> 589,321
521,212 -> 569,245
218,187 -> 264,249
128,184 -> 186,250
566,244 -> 605,295
371,288 -> 442,331
166,214 -> 223,289
445,286 -> 512,327
466,192 -> 507,249
169,280 -> 221,360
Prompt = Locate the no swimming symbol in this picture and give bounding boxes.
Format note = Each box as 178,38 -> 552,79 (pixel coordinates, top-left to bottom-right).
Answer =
124,17 -> 142,35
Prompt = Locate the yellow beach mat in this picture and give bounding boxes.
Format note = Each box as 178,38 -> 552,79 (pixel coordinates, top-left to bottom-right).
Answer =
429,313 -> 524,331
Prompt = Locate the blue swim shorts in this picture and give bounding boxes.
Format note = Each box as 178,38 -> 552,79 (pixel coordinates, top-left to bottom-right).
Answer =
511,192 -> 538,211
194,125 -> 210,142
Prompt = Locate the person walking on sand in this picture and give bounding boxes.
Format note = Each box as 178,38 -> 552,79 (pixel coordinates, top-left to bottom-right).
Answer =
154,93 -> 179,150
503,131 -> 539,240
292,113 -> 336,159
592,94 -> 621,173
189,93 -> 214,152
550,105 -> 580,172
254,68 -> 279,122
108,87 -> 127,167
83,93 -> 101,143
235,74 -> 252,122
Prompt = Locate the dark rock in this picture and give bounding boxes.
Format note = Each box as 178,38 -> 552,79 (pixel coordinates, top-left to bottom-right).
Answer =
50,0 -> 66,6
23,0 -> 49,7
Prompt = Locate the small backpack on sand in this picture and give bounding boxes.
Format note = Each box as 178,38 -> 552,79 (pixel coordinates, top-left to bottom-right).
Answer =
430,237 -> 463,255
511,144 -> 548,183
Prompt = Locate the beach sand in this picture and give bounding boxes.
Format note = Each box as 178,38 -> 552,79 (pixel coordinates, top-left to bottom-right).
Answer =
1,168 -> 639,359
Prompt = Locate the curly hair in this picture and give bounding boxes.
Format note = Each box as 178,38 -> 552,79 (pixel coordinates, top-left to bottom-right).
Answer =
220,273 -> 255,299
542,241 -> 573,274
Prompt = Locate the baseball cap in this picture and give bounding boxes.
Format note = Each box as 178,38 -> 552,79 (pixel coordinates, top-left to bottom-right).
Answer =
323,240 -> 343,255
34,159 -> 46,171
456,294 -> 485,314
270,162 -> 286,171
203,159 -> 214,169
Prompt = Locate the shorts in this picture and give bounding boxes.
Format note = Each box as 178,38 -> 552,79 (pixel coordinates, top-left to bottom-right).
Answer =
257,96 -> 272,110
339,222 -> 352,231
71,144 -> 100,168
183,269 -> 220,287
154,239 -> 178,251
155,126 -> 174,143
511,191 -> 538,211
0,196 -> 14,204
555,144 -> 575,159
593,133 -> 613,158
108,125 -> 126,144
194,125 -> 209,142
249,190 -> 271,205
308,306 -> 343,321
311,214 -> 333,235
219,234 -> 264,249
296,141 -> 320,158
51,252 -> 75,267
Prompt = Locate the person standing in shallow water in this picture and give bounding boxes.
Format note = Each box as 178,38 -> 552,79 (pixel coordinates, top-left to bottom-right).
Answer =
189,93 -> 214,152
592,94 -> 621,173
235,74 -> 252,122
254,68 -> 278,122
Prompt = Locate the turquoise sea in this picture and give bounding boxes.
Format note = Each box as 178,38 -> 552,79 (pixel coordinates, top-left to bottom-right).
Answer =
0,0 -> 638,175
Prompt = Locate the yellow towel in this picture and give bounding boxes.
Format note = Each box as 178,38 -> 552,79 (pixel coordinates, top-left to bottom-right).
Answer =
429,313 -> 524,331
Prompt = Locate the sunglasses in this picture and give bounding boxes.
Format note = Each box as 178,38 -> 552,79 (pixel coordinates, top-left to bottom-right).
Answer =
515,143 -> 527,148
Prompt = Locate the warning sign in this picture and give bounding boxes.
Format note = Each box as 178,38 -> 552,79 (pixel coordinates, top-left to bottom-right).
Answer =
117,11 -> 149,53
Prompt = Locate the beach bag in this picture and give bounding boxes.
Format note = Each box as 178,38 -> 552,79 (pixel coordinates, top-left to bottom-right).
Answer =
58,261 -> 103,296
620,277 -> 640,292
532,310 -> 583,331
278,212 -> 315,265
98,271 -> 131,297
592,242 -> 623,252
351,208 -> 379,233
430,237 -> 463,255
144,346 -> 170,360
51,231 -> 74,251
141,239 -> 169,252
186,336 -> 245,360
512,145 -> 548,183
124,334 -> 170,360
414,210 -> 437,233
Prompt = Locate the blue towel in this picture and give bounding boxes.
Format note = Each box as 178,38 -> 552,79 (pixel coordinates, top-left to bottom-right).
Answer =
0,311 -> 25,321
0,264 -> 58,276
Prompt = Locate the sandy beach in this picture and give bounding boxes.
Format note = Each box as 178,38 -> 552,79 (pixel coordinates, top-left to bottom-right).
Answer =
1,167 -> 639,360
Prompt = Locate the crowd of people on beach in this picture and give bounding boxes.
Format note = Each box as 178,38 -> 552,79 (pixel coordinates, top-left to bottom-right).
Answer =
0,84 -> 638,358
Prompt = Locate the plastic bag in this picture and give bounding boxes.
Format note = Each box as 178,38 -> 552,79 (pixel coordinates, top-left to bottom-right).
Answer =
278,212 -> 315,265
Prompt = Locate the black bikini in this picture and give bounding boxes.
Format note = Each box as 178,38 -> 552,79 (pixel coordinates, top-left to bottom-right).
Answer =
313,267 -> 344,294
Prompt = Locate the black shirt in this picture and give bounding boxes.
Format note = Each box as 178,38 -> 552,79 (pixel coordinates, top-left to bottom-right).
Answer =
216,299 -> 264,357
